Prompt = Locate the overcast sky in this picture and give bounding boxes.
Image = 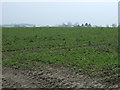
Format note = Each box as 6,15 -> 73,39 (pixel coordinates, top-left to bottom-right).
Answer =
2,2 -> 118,26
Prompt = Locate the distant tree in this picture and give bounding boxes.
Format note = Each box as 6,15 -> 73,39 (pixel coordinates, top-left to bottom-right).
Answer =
93,25 -> 98,27
14,24 -> 19,27
33,25 -> 36,27
14,24 -> 23,27
45,25 -> 49,27
62,23 -> 67,27
81,24 -> 84,27
67,22 -> 73,27
85,23 -> 89,27
112,24 -> 117,27
74,22 -> 80,27
106,25 -> 109,27
88,24 -> 92,27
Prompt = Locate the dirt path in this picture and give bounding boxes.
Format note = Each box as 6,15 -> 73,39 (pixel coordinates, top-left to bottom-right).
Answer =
2,65 -> 118,88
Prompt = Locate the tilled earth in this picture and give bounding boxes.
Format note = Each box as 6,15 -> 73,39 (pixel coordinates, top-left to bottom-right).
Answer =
2,65 -> 119,88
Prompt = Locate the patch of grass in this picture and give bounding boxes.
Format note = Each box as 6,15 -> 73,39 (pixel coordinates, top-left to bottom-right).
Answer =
2,27 -> 118,77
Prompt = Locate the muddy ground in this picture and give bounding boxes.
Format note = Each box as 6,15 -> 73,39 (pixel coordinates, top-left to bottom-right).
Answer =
2,64 -> 119,88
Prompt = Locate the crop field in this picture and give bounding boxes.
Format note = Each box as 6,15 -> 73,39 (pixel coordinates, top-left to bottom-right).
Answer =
2,27 -> 119,88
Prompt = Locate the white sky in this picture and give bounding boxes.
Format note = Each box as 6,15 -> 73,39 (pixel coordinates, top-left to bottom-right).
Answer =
1,0 -> 119,26
1,0 -> 119,2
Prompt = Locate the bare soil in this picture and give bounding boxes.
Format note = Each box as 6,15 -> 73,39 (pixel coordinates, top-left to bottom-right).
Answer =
2,64 -> 119,88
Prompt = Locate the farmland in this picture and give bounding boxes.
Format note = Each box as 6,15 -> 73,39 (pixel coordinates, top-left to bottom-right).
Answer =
2,27 -> 119,88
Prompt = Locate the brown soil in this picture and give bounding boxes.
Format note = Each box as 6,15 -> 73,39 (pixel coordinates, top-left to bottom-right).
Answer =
2,65 -> 119,88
